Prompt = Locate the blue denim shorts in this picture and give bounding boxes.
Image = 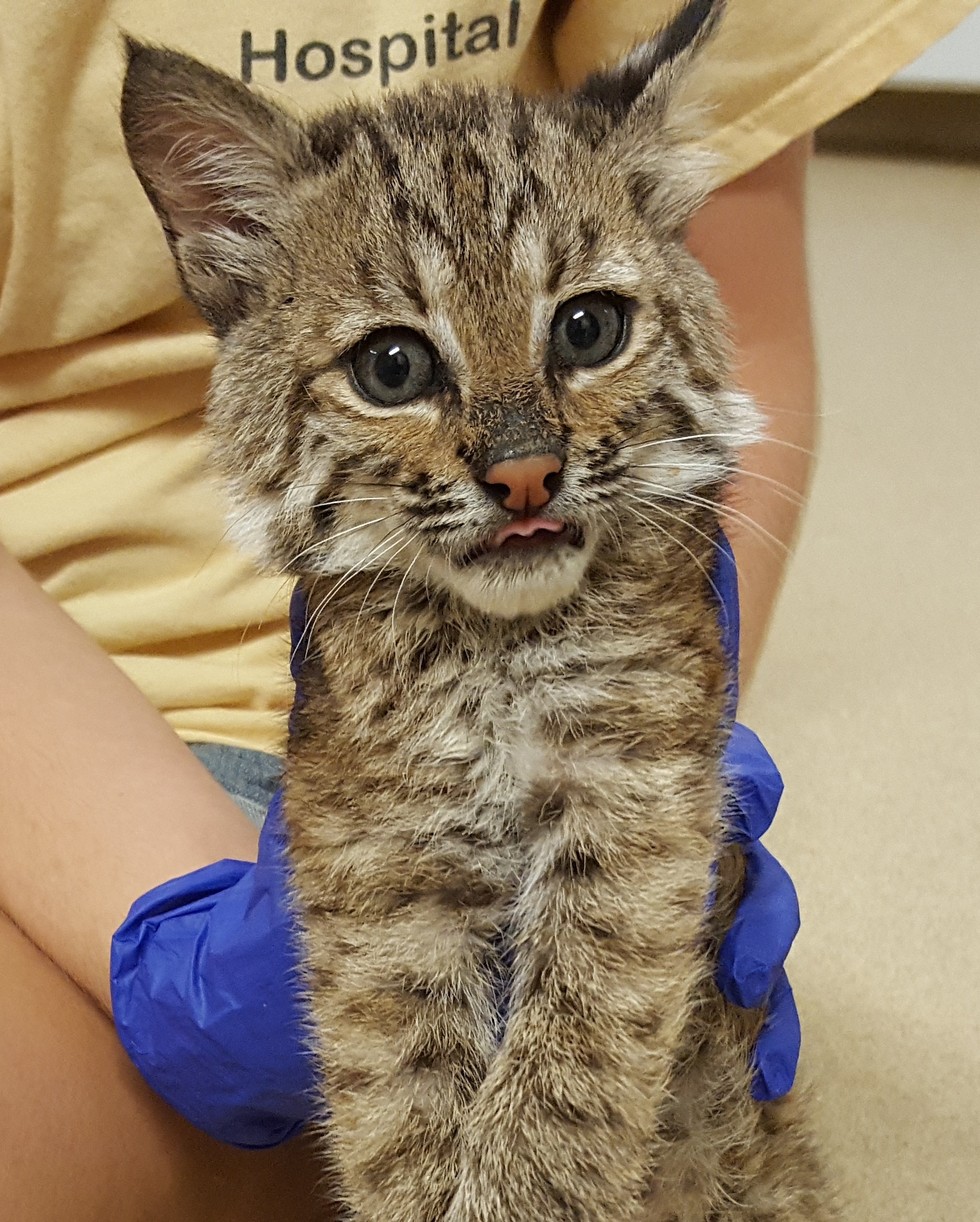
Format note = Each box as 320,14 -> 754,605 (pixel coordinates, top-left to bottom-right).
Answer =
189,743 -> 283,828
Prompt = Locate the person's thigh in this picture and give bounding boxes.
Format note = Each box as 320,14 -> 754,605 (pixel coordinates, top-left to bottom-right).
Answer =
0,910 -> 329,1222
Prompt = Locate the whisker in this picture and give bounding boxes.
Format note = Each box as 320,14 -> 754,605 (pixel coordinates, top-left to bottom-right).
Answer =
682,492 -> 790,559
291,526 -> 412,666
739,435 -> 815,458
390,545 -> 425,650
630,479 -> 788,557
309,495 -> 392,509
355,534 -> 416,628
230,576 -> 295,694
319,526 -> 413,609
321,512 -> 404,545
725,468 -> 808,507
279,513 -> 403,576
632,463 -> 806,508
625,432 -> 724,453
283,478 -> 411,494
299,380 -> 320,413
622,491 -> 730,567
627,432 -> 814,458
620,498 -> 725,610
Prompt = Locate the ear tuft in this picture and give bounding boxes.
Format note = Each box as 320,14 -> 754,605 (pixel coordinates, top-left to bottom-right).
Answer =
574,0 -> 723,125
572,0 -> 724,236
120,38 -> 310,332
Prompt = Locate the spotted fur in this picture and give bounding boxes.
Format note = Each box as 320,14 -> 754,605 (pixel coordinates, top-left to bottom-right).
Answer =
122,1 -> 835,1217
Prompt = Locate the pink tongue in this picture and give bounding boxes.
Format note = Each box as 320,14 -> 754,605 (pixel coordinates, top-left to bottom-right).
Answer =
492,517 -> 564,548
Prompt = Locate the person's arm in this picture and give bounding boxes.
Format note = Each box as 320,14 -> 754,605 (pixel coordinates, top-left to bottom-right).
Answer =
0,542 -> 330,1217
687,135 -> 818,682
0,541 -> 261,1013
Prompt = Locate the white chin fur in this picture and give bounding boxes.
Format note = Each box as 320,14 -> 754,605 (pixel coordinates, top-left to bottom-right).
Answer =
429,539 -> 595,619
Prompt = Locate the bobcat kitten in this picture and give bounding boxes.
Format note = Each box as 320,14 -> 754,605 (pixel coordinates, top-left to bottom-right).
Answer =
122,0 -> 835,1217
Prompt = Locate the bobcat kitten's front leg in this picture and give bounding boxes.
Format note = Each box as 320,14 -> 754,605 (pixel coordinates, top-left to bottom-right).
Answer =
448,744 -> 721,1221
286,667 -> 515,1221
288,809 -> 507,1221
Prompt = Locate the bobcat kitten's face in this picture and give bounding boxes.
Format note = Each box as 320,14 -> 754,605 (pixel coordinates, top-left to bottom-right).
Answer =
121,0 -> 758,619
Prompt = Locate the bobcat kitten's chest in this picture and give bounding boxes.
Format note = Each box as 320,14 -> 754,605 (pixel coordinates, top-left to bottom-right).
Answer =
323,618 -> 591,845
347,608 -> 652,840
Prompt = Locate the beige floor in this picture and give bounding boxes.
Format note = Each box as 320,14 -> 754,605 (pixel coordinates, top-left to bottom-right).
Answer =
741,152 -> 980,1221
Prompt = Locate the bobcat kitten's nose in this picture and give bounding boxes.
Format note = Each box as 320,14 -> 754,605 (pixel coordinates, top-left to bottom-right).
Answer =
482,454 -> 563,514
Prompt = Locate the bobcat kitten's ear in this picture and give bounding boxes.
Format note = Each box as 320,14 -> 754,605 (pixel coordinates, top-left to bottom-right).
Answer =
120,38 -> 311,333
574,0 -> 724,234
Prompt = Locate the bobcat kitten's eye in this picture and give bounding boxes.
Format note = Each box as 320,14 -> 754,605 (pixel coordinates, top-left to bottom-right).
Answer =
551,294 -> 628,368
350,328 -> 437,407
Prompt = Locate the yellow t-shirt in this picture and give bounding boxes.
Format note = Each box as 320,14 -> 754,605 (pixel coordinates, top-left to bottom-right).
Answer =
0,0 -> 974,753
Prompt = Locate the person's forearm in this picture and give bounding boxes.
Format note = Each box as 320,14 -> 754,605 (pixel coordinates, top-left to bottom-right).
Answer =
687,136 -> 818,682
0,542 -> 260,1013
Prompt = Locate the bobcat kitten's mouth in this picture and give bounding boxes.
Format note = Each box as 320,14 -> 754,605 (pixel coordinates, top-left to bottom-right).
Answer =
459,518 -> 586,567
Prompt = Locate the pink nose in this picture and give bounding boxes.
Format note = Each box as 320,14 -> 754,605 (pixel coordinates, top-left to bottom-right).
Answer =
483,454 -> 563,513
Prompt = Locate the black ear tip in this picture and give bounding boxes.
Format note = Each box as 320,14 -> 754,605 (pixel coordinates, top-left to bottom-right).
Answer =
120,34 -> 172,96
573,0 -> 723,125
660,0 -> 724,61
121,32 -> 150,67
121,35 -> 200,88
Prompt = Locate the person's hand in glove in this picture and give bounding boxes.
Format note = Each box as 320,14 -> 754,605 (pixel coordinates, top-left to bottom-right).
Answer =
714,533 -> 802,1103
110,785 -> 315,1149
110,589 -> 317,1149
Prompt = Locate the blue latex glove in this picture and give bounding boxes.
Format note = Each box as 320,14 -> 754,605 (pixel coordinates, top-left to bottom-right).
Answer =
111,583 -> 324,1147
110,787 -> 316,1147
713,535 -> 802,1102
111,591 -> 316,1149
111,539 -> 799,1149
